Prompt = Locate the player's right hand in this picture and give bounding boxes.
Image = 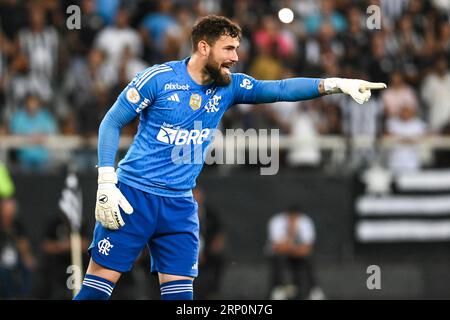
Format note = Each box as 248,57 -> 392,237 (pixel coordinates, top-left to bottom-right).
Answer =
324,78 -> 387,104
95,167 -> 133,230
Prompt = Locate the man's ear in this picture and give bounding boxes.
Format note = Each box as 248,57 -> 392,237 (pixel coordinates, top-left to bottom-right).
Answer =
197,40 -> 210,57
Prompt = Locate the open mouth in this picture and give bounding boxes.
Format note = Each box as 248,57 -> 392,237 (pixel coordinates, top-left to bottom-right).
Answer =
221,64 -> 233,75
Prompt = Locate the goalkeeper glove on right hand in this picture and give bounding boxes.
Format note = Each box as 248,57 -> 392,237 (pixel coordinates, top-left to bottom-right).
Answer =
324,78 -> 387,104
95,167 -> 133,230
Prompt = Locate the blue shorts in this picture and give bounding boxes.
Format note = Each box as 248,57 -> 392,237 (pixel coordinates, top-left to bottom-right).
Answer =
89,182 -> 199,277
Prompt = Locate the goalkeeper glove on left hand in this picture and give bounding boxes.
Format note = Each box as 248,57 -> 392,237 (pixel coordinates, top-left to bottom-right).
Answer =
324,78 -> 387,104
95,167 -> 133,230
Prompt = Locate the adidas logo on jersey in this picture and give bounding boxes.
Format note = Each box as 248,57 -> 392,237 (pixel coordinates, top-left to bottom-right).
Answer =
156,125 -> 211,145
167,93 -> 180,102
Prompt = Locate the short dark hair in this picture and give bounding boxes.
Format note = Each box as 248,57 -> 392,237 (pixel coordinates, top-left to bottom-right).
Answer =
287,204 -> 302,214
191,15 -> 241,51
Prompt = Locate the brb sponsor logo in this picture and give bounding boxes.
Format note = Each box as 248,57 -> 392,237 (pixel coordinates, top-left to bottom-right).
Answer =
159,121 -> 280,174
164,83 -> 190,91
157,122 -> 211,145
158,121 -> 213,165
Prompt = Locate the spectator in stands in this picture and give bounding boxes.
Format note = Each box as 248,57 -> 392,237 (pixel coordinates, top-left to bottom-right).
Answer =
266,204 -> 324,300
341,7 -> 370,70
304,0 -> 347,35
385,14 -> 423,62
0,0 -> 28,43
18,5 -> 59,88
405,0 -> 431,35
366,32 -> 393,85
0,30 -> 7,131
284,101 -> 323,168
140,0 -> 180,63
94,0 -> 120,26
4,52 -> 53,119
382,71 -> 418,119
94,7 -> 142,75
193,187 -> 226,300
248,40 -> 284,81
437,19 -> 450,59
63,47 -> 114,170
380,0 -> 410,29
264,69 -> 301,135
172,5 -> 197,60
119,45 -> 148,83
0,197 -> 35,299
252,15 -> 297,60
340,70 -> 384,169
302,21 -> 345,74
35,212 -> 89,299
110,46 -> 143,137
421,56 -> 450,133
9,95 -> 57,171
291,0 -> 320,22
72,0 -> 106,55
385,104 -> 427,173
64,48 -> 115,135
432,0 -> 450,16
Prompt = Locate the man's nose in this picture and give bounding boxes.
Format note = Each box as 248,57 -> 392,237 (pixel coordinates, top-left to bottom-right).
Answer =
231,51 -> 239,62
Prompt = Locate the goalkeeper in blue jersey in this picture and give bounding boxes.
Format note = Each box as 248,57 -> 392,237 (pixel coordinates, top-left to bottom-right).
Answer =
74,15 -> 386,300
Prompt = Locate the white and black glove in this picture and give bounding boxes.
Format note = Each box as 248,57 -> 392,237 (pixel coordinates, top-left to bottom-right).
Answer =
324,78 -> 387,104
95,167 -> 133,230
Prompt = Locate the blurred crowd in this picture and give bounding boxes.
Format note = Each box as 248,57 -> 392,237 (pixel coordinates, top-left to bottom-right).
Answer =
1,0 -> 450,172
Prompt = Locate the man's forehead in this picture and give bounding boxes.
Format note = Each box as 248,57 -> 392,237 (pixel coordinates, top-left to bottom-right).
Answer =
215,34 -> 240,47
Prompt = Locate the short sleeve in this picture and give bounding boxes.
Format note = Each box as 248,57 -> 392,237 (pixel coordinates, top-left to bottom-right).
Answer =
298,215 -> 315,245
268,214 -> 286,243
119,64 -> 173,113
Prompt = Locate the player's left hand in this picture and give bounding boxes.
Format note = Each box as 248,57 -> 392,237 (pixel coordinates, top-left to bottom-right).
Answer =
324,78 -> 387,104
95,167 -> 133,230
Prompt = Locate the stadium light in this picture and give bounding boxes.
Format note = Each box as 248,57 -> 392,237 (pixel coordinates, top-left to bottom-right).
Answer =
278,8 -> 294,24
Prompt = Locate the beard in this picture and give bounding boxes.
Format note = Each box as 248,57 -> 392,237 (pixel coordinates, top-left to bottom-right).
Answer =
204,54 -> 232,87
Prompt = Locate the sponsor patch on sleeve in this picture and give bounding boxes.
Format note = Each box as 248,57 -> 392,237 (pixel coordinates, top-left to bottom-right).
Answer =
126,87 -> 141,104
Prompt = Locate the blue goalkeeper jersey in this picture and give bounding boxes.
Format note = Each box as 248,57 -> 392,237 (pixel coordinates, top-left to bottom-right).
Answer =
101,57 -> 321,197
115,58 -> 259,197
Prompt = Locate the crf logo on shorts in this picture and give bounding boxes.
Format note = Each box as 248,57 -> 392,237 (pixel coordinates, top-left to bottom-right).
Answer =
98,237 -> 113,255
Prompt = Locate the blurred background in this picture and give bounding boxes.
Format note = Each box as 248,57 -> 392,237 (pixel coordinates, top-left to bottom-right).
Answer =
1,0 -> 450,299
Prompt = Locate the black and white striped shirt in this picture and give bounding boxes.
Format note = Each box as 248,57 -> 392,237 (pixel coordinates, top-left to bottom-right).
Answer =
381,0 -> 410,21
19,26 -> 59,79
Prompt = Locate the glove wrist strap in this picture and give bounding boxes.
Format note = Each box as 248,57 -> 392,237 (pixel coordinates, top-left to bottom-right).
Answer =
98,166 -> 117,184
324,78 -> 343,94
98,183 -> 116,190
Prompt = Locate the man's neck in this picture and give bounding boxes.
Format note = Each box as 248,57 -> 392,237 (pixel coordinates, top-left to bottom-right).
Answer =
187,54 -> 213,85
